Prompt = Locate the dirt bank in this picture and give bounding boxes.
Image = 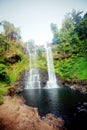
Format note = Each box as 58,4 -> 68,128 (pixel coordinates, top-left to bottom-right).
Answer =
0,96 -> 65,130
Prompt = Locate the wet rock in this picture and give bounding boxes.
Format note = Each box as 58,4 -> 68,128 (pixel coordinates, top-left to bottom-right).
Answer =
60,78 -> 87,93
39,69 -> 48,88
43,114 -> 66,130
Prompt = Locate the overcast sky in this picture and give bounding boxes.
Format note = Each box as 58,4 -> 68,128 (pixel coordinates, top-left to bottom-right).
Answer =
0,0 -> 87,45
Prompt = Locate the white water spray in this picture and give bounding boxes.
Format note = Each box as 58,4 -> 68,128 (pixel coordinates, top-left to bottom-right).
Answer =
45,43 -> 59,88
25,42 -> 40,89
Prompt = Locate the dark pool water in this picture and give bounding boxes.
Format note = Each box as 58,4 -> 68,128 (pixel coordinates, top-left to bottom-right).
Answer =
22,87 -> 87,130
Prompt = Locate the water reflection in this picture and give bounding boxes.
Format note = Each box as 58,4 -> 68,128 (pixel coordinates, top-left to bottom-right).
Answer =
22,87 -> 87,130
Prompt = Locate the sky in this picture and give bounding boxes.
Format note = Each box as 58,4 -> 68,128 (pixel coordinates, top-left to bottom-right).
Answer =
0,0 -> 87,46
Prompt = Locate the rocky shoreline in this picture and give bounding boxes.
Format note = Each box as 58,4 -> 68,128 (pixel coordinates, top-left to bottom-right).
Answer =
0,69 -> 86,130
61,79 -> 87,94
0,95 -> 65,130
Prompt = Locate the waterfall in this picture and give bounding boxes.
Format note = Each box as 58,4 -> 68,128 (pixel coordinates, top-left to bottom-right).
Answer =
25,42 -> 41,89
45,43 -> 59,88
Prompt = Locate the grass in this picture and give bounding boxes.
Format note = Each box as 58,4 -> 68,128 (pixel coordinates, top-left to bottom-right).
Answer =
0,35 -> 29,104
37,56 -> 47,70
0,85 -> 9,104
0,54 -> 29,104
37,49 -> 87,82
6,55 -> 29,83
55,55 -> 87,81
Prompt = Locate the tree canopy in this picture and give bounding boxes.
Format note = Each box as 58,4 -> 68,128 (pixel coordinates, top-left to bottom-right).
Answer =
51,9 -> 87,46
0,20 -> 21,40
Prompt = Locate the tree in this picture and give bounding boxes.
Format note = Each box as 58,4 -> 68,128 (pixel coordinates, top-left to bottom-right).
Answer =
75,12 -> 87,53
60,14 -> 75,44
75,12 -> 87,40
1,20 -> 21,40
50,23 -> 59,44
71,9 -> 83,25
50,9 -> 83,45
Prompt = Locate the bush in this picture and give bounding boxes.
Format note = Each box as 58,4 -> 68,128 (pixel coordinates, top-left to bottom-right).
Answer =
0,64 -> 10,84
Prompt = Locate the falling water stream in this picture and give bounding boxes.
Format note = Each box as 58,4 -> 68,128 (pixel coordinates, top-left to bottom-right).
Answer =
45,43 -> 59,88
25,42 -> 40,89
25,42 -> 59,89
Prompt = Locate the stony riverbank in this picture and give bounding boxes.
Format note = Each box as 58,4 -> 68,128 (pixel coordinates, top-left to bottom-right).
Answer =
0,95 -> 65,130
61,79 -> 87,94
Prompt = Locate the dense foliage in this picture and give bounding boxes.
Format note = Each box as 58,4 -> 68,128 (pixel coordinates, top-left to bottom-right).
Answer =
37,9 -> 87,83
50,9 -> 87,81
0,22 -> 29,103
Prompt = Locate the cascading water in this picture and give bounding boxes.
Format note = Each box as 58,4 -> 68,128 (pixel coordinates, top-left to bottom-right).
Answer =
45,43 -> 59,88
25,42 -> 40,89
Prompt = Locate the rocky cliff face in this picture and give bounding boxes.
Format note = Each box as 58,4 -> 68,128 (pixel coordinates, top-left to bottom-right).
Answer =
15,69 -> 87,94
0,96 -> 65,130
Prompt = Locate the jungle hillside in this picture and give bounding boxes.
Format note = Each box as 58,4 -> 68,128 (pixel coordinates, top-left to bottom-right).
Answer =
37,10 -> 87,90
0,9 -> 87,103
0,21 -> 29,103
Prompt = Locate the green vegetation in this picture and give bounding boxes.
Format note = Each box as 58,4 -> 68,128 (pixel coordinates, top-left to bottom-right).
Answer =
37,9 -> 87,84
0,21 -> 29,103
0,34 -> 29,84
37,47 -> 47,69
55,56 -> 87,81
0,86 -> 9,104
50,9 -> 87,82
0,9 -> 87,102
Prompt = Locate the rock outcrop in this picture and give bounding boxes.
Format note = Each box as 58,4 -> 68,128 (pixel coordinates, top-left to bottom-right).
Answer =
0,96 -> 65,130
61,79 -> 87,93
